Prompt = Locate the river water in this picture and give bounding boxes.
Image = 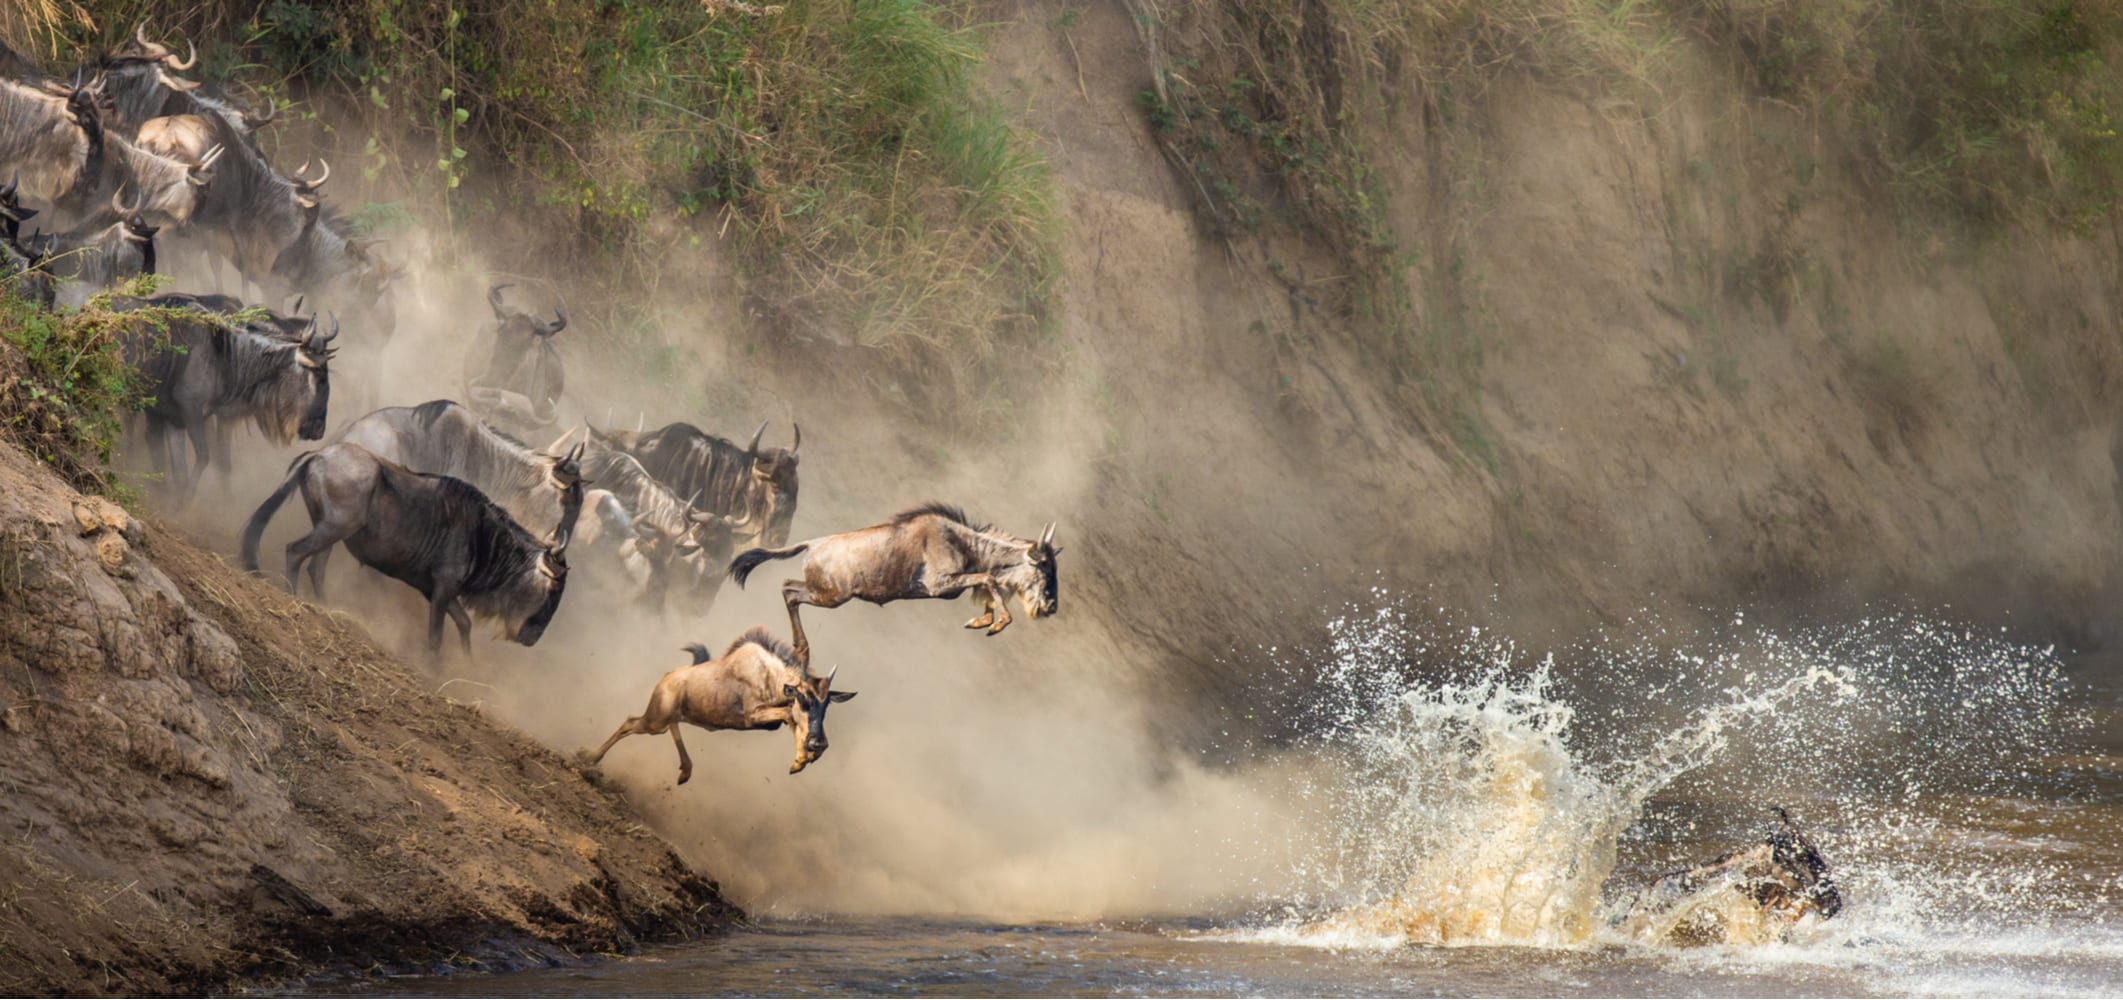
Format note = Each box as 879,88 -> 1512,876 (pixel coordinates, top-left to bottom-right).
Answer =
343,606 -> 2123,997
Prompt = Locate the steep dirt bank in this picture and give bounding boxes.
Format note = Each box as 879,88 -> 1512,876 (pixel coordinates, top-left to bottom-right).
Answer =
965,1 -> 2123,713
0,431 -> 737,994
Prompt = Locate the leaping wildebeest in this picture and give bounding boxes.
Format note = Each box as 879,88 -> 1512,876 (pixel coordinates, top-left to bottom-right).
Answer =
599,419 -> 800,548
729,502 -> 1059,661
582,628 -> 856,780
240,442 -> 575,655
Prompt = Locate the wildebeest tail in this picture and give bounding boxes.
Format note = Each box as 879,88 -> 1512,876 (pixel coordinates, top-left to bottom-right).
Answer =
241,451 -> 317,572
728,544 -> 807,588
682,642 -> 712,665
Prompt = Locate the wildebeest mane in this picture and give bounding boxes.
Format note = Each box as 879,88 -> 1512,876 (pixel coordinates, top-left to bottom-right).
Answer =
682,642 -> 712,665
891,500 -> 987,531
410,398 -> 455,429
384,466 -> 548,616
726,626 -> 799,669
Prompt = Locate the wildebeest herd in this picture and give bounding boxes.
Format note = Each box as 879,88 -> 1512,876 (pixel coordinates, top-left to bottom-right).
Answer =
0,25 -> 1843,941
0,25 -> 1066,778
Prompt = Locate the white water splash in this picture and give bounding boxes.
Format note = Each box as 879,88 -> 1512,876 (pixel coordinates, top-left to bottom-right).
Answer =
1227,599 -> 2104,963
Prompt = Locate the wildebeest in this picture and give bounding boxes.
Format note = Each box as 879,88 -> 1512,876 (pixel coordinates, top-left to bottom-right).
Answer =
0,171 -> 37,241
564,426 -> 754,610
115,295 -> 337,497
1615,808 -> 1843,946
582,628 -> 856,780
463,283 -> 567,432
47,191 -> 158,306
240,443 -> 574,654
601,419 -> 800,549
0,76 -> 220,231
730,502 -> 1059,661
332,400 -> 588,541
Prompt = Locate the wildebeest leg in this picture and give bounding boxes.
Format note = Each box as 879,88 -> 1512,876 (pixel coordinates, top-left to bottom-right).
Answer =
941,573 -> 1011,635
211,419 -> 235,490
305,544 -> 331,599
424,591 -> 455,656
182,419 -> 212,505
585,715 -> 651,766
445,599 -> 474,658
143,418 -> 171,486
284,523 -> 353,595
782,580 -> 815,666
671,726 -> 694,785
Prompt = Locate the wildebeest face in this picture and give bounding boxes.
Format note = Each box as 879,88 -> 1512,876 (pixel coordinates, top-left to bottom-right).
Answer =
511,545 -> 569,646
1767,816 -> 1841,919
292,319 -> 336,440
780,669 -> 856,774
1010,524 -> 1060,619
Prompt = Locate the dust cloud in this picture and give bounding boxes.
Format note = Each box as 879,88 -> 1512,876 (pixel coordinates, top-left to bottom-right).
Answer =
140,172 -> 1340,922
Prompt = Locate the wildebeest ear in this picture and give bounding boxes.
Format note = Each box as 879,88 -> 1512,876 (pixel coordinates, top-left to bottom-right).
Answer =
828,691 -> 857,703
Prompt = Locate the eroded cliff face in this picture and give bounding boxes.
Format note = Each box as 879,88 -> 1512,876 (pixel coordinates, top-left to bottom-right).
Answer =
968,2 -> 2123,708
0,436 -> 735,994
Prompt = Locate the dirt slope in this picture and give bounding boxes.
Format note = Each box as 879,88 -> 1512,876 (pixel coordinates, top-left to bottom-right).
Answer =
963,1 -> 2123,712
0,436 -> 737,994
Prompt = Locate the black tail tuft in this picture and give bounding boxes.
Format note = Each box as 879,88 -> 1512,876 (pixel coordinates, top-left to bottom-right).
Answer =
728,543 -> 807,588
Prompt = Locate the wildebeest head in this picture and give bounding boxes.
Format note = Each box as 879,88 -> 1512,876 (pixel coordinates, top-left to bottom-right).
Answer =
290,314 -> 338,440
476,283 -> 567,419
998,523 -> 1060,619
781,665 -> 856,773
744,420 -> 800,546
507,530 -> 572,647
1764,808 -> 1841,919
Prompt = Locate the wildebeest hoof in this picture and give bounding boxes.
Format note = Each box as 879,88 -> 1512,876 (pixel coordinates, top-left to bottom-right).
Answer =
963,616 -> 992,630
985,621 -> 1008,636
676,770 -> 692,786
788,760 -> 806,774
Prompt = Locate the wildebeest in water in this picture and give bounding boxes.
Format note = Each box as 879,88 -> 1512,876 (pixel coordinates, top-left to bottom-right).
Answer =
729,501 -> 1059,662
583,628 -> 856,780
239,442 -> 576,655
1613,808 -> 1844,945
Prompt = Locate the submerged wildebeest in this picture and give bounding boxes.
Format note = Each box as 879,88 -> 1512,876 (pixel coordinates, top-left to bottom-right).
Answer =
600,419 -> 800,549
463,283 -> 567,432
583,628 -> 856,780
1615,808 -> 1843,946
240,443 -> 575,654
729,502 -> 1059,660
115,295 -> 337,498
332,400 -> 588,542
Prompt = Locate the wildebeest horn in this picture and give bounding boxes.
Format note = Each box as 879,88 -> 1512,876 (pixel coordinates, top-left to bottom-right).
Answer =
825,665 -> 838,684
1040,522 -> 1055,547
747,419 -> 767,454
134,21 -> 152,49
543,426 -> 579,454
243,96 -> 276,130
636,412 -> 644,433
291,158 -> 329,191
289,295 -> 305,317
488,283 -> 512,319
165,40 -> 197,71
155,69 -> 202,92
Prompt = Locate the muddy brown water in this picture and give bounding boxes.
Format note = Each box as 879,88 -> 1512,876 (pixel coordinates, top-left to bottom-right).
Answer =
325,614 -> 2123,997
